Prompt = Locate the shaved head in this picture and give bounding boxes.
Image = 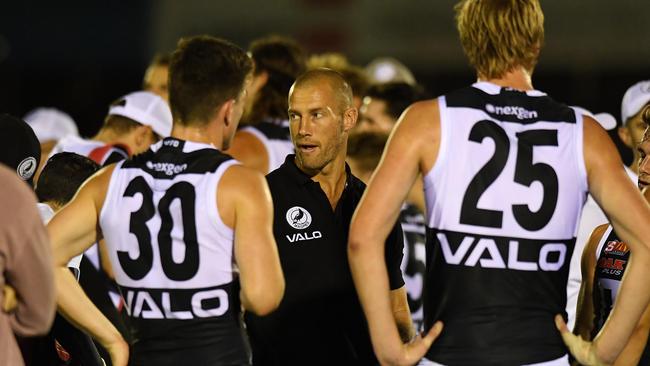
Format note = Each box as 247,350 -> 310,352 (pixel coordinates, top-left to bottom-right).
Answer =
290,68 -> 353,112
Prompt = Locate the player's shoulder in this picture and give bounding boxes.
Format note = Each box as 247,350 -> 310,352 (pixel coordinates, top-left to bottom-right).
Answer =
401,98 -> 439,120
220,163 -> 267,197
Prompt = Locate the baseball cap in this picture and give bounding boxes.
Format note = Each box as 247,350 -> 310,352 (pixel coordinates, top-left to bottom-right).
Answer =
621,80 -> 650,126
0,114 -> 41,186
108,91 -> 172,137
23,107 -> 79,143
571,106 -> 617,131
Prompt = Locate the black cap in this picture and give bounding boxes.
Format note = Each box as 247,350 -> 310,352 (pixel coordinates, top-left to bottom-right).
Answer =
0,114 -> 41,186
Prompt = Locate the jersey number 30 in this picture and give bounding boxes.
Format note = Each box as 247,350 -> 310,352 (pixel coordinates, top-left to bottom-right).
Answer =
460,120 -> 559,231
119,177 -> 199,281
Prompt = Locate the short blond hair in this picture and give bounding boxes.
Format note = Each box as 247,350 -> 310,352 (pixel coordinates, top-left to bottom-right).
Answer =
455,0 -> 544,79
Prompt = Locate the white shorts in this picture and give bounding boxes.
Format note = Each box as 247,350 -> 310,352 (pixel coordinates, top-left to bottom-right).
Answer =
418,354 -> 568,366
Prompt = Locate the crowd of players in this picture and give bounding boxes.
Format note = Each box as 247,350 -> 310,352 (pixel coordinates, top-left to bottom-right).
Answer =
2,0 -> 650,365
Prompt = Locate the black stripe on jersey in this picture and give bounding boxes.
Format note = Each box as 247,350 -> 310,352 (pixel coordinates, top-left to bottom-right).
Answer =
423,227 -> 574,364
103,149 -> 129,166
445,85 -> 577,124
119,282 -> 250,364
251,121 -> 291,141
122,138 -> 233,179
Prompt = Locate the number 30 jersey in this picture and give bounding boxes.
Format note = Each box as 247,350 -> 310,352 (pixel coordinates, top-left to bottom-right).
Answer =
423,82 -> 588,365
99,138 -> 249,365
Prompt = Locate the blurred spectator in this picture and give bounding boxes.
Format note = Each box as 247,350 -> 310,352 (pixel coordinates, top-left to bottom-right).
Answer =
227,35 -> 306,173
357,82 -> 428,134
23,107 -> 79,182
0,114 -> 40,187
365,57 -> 416,85
143,53 -> 171,102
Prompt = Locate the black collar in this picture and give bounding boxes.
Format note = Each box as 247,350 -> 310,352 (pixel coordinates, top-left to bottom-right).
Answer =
281,154 -> 352,187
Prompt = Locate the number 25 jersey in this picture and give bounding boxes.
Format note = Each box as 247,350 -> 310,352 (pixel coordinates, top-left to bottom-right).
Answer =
423,82 -> 588,365
99,138 -> 249,365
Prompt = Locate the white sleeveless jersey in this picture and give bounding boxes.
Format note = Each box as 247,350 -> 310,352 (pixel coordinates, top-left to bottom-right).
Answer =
98,137 -> 249,363
421,81 -> 587,365
49,135 -> 129,166
241,119 -> 293,173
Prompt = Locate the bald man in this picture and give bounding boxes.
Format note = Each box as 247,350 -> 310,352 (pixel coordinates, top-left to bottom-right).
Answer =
244,69 -> 410,365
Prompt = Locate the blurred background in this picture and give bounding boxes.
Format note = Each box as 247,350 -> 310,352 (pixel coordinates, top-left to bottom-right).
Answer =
1,0 -> 648,162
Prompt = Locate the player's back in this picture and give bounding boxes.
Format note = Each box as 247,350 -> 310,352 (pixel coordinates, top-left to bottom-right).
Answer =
99,137 -> 249,366
423,81 -> 587,364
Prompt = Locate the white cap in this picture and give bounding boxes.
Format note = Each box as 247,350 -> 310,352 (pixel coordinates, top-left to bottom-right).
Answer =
23,108 -> 79,143
571,106 -> 617,131
365,57 -> 416,85
108,91 -> 172,137
621,80 -> 650,126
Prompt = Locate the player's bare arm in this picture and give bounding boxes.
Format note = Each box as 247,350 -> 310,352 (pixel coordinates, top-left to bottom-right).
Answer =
218,164 -> 284,315
558,116 -> 650,364
225,130 -> 269,173
574,224 -> 607,340
48,164 -> 129,366
349,100 -> 443,366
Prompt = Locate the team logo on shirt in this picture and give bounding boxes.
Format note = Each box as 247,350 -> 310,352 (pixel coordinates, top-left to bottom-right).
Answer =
286,206 -> 312,229
16,157 -> 37,180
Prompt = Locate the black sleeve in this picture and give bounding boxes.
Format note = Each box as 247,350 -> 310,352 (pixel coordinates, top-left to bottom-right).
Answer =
384,221 -> 405,290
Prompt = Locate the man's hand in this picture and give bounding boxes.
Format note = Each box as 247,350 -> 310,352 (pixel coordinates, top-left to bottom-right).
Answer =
102,336 -> 129,366
2,285 -> 17,312
555,315 -> 609,366
383,321 -> 443,366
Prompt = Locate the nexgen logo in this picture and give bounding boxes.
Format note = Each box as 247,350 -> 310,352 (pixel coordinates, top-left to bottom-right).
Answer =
486,104 -> 538,120
437,233 -> 566,271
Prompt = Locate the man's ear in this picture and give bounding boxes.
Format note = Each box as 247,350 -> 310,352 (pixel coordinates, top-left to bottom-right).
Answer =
220,99 -> 236,127
619,126 -> 633,149
342,107 -> 358,132
134,125 -> 151,145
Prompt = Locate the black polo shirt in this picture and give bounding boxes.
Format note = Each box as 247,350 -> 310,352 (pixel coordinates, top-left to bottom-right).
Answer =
245,155 -> 404,366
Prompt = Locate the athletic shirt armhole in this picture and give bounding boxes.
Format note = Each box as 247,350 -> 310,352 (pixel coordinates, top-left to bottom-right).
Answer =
423,97 -> 449,221
594,225 -> 613,262
574,111 -> 589,196
207,159 -> 240,240
99,160 -> 125,226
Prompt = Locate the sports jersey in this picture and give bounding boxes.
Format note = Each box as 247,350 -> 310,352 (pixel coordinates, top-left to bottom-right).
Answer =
566,166 -> 636,330
591,226 -> 650,364
245,155 -> 404,365
99,138 -> 249,366
422,81 -> 587,365
240,119 -> 293,173
400,203 -> 426,330
49,135 -> 129,166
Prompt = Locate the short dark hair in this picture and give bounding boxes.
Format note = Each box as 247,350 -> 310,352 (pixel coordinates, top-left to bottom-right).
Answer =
365,82 -> 429,120
246,35 -> 306,123
169,35 -> 253,126
36,152 -> 100,206
347,131 -> 389,173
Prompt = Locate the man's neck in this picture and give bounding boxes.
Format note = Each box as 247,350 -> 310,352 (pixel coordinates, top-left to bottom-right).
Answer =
171,123 -> 222,149
298,151 -> 348,210
479,66 -> 534,91
93,128 -> 124,145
